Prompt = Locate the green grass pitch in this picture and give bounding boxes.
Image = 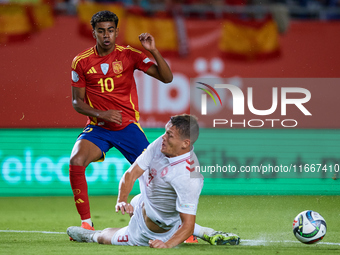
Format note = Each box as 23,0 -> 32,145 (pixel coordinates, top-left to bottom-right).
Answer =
0,195 -> 339,255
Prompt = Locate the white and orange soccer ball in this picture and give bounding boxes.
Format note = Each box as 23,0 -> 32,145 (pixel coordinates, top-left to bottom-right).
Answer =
293,210 -> 327,244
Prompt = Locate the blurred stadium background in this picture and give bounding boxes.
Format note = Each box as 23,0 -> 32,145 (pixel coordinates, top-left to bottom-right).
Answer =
0,0 -> 339,198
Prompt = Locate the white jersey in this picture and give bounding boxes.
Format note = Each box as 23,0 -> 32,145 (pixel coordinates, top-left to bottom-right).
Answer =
136,137 -> 203,230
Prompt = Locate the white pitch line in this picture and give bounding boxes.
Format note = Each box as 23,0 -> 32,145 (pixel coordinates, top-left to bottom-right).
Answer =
241,239 -> 340,246
0,230 -> 66,234
1,230 -> 340,246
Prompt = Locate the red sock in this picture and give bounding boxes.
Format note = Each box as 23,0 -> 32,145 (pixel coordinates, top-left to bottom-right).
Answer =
69,165 -> 91,220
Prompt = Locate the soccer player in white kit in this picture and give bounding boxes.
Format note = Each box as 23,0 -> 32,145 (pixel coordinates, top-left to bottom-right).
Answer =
67,114 -> 240,248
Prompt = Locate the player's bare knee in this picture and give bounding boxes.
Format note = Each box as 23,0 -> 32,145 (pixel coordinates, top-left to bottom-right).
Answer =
69,155 -> 87,167
97,234 -> 105,244
97,228 -> 114,244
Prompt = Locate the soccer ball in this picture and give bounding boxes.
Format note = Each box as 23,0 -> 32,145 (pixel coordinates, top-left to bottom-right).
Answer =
292,210 -> 327,244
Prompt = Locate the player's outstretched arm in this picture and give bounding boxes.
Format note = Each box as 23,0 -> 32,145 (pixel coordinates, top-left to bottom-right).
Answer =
139,33 -> 173,84
149,213 -> 195,248
115,162 -> 144,215
72,86 -> 122,125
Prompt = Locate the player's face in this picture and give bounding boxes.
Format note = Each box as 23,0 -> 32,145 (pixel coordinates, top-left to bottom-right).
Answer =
161,123 -> 186,158
93,21 -> 118,55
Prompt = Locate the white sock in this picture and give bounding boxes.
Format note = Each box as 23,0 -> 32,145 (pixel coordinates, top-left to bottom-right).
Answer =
193,223 -> 202,236
194,224 -> 215,238
92,232 -> 100,243
81,218 -> 93,226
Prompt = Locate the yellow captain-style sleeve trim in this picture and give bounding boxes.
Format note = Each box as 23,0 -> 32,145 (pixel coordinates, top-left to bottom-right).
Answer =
126,45 -> 142,54
115,44 -> 142,54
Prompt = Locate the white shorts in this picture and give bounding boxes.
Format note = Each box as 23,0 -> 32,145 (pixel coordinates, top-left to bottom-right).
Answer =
111,194 -> 180,246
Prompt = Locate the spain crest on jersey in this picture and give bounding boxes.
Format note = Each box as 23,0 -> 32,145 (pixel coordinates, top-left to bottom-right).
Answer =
112,61 -> 123,74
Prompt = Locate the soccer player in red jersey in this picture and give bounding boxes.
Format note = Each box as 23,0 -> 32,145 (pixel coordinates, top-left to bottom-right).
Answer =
69,10 -> 173,231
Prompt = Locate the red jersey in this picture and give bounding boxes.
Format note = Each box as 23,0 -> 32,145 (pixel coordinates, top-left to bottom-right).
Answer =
71,44 -> 155,131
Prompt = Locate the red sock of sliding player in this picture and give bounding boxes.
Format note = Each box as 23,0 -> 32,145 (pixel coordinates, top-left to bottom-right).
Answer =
69,165 -> 91,220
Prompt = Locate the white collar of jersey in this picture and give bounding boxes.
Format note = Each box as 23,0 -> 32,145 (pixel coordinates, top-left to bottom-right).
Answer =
166,146 -> 194,166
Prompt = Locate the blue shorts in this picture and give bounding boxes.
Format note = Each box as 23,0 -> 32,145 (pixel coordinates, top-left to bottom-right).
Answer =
77,123 -> 149,164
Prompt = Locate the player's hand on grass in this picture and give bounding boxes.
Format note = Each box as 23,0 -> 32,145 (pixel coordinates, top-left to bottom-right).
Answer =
115,201 -> 133,215
139,33 -> 156,52
99,109 -> 122,125
149,239 -> 169,248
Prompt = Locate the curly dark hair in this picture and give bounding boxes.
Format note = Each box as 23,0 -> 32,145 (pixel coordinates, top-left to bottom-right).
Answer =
170,114 -> 199,145
90,10 -> 119,29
